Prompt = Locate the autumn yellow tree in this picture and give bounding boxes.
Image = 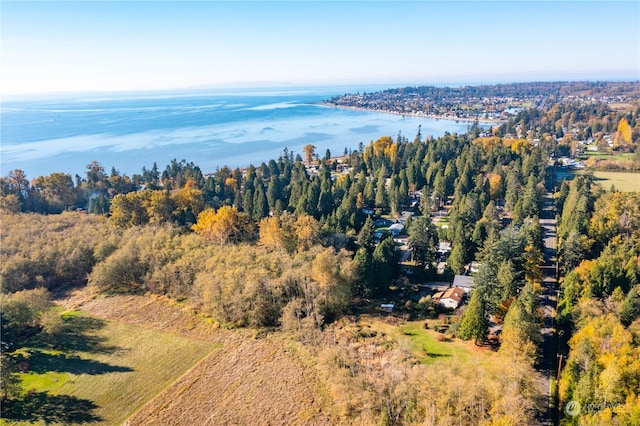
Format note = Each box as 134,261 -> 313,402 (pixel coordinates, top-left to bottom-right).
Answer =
148,190 -> 175,224
489,174 -> 504,200
311,248 -> 339,309
383,141 -> 399,172
509,138 -> 531,155
373,136 -> 393,157
522,244 -> 544,287
110,191 -> 151,227
172,185 -> 204,217
32,172 -> 78,211
615,118 -> 633,147
0,194 -> 21,213
294,214 -> 320,251
473,136 -> 500,151
258,216 -> 284,251
192,206 -> 253,244
559,312 -> 640,415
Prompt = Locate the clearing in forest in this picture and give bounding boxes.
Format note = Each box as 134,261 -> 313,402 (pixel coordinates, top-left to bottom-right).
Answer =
356,315 -> 496,366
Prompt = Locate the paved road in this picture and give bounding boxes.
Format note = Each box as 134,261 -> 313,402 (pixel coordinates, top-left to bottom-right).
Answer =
536,192 -> 558,425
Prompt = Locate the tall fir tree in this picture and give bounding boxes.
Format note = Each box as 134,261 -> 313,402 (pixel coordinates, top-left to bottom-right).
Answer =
458,290 -> 488,345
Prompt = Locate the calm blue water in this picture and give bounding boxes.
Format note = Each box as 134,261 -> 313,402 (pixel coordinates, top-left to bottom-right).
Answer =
1,88 -> 481,179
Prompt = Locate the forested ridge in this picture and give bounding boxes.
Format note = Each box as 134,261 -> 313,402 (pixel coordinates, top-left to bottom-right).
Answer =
2,84 -> 640,425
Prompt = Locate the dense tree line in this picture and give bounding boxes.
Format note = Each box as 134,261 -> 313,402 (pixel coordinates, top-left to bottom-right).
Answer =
1,124 -> 552,310
1,127 -> 551,338
555,180 -> 640,424
1,126 -> 549,275
495,99 -> 640,158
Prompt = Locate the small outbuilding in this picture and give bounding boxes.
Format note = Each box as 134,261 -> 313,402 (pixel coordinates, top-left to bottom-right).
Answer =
453,275 -> 475,293
380,303 -> 395,313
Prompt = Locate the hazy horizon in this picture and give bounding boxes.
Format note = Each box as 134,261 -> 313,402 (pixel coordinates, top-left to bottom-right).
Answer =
4,75 -> 639,104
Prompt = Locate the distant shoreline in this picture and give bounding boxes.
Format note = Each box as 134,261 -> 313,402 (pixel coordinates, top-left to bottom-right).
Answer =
319,102 -> 506,125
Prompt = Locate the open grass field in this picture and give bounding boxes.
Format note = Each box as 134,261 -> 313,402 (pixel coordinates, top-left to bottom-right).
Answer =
59,294 -> 330,425
1,311 -> 218,426
3,293 -> 502,425
590,171 -> 640,192
555,168 -> 640,192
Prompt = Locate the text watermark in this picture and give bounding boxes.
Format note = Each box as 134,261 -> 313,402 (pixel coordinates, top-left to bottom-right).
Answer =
564,400 -> 622,417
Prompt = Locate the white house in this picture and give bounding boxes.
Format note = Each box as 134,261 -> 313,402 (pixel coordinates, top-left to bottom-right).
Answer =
433,287 -> 465,309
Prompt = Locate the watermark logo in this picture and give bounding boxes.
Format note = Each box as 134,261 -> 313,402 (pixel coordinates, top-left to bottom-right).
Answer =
565,400 -> 581,417
564,400 -> 621,417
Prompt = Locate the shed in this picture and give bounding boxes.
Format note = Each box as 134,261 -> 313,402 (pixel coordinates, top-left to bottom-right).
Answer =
380,304 -> 395,313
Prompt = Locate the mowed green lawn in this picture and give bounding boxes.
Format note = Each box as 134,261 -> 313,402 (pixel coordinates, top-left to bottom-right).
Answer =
591,171 -> 640,192
395,322 -> 477,364
2,312 -> 219,426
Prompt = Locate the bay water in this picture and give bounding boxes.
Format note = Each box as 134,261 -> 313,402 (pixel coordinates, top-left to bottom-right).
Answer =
1,87 -> 481,179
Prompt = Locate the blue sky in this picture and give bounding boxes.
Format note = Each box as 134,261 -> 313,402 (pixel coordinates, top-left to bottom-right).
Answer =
2,1 -> 639,95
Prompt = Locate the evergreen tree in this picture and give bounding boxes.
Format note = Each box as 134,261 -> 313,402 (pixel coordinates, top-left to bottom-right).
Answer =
375,176 -> 388,209
243,187 -> 254,218
358,216 -> 376,253
448,243 -> 468,275
521,174 -> 541,218
433,170 -> 446,203
252,183 -> 269,221
306,180 -> 321,217
363,179 -> 375,207
398,178 -> 409,209
267,175 -> 281,211
354,247 -> 374,297
505,168 -> 521,212
497,259 -> 520,302
388,177 -> 400,217
502,282 -> 542,354
372,236 -> 396,297
0,353 -> 20,400
458,290 -> 488,345
408,215 -> 438,268
317,189 -> 333,218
